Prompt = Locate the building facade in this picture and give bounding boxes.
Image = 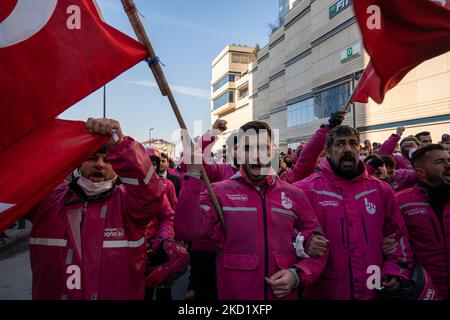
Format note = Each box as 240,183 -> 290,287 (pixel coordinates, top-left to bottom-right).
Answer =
142,138 -> 175,157
250,0 -> 450,150
210,45 -> 256,152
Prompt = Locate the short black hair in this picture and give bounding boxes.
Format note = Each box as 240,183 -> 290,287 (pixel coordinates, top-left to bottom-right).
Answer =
240,121 -> 272,138
415,131 -> 431,140
364,154 -> 384,169
411,144 -> 445,168
381,155 -> 396,169
326,125 -> 360,149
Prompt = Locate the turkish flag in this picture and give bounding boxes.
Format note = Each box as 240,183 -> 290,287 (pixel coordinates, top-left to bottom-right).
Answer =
0,0 -> 149,231
351,0 -> 450,104
0,120 -> 108,232
0,0 -> 148,151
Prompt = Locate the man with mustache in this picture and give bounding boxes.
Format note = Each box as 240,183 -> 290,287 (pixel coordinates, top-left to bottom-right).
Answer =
396,144 -> 450,299
294,125 -> 414,300
175,121 -> 327,300
28,118 -> 169,300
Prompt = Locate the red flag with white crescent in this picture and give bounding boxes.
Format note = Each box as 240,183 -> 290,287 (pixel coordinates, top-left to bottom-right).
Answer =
0,0 -> 149,231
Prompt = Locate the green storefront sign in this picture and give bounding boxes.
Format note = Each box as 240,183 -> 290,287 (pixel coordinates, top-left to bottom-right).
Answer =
329,0 -> 353,19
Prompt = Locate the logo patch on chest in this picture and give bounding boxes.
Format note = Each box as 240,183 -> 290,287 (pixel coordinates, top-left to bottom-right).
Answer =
226,194 -> 248,201
319,200 -> 339,207
281,192 -> 293,209
365,198 -> 376,215
404,208 -> 427,217
104,228 -> 125,239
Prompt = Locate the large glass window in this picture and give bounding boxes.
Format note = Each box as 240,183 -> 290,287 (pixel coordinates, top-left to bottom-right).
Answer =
287,82 -> 350,127
213,90 -> 235,110
314,82 -> 350,119
287,98 -> 315,127
212,73 -> 239,92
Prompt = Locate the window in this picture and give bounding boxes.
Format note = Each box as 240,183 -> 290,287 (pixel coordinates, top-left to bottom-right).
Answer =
238,87 -> 249,100
287,98 -> 316,127
231,53 -> 252,64
314,82 -> 350,119
212,73 -> 239,92
213,90 -> 235,110
287,82 -> 350,127
288,142 -> 301,151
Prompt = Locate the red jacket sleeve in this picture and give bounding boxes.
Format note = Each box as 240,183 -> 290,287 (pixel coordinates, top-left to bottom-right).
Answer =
174,176 -> 223,246
285,125 -> 331,183
108,137 -> 164,226
378,134 -> 401,156
164,179 -> 177,210
156,194 -> 175,240
292,189 -> 328,286
380,185 -> 414,282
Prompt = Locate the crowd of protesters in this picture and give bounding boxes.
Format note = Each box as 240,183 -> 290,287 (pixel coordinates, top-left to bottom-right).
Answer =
21,114 -> 449,300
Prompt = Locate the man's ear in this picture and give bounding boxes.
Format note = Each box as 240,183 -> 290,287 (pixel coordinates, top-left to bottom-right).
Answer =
414,167 -> 426,180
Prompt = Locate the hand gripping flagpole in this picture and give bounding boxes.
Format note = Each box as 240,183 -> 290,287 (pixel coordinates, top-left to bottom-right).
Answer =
120,0 -> 225,229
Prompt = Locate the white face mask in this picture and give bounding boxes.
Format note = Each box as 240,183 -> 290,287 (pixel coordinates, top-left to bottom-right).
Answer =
409,148 -> 418,159
76,175 -> 117,197
360,155 -> 367,161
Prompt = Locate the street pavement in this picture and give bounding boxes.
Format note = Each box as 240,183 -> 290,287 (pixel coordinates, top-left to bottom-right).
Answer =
0,238 -> 189,300
0,240 -> 32,300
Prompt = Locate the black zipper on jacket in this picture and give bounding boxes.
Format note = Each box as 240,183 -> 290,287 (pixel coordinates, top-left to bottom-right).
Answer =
429,216 -> 441,242
341,197 -> 354,300
258,187 -> 269,301
80,201 -> 88,232
361,214 -> 368,244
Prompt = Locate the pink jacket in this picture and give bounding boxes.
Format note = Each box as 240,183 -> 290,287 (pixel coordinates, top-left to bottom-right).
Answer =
180,131 -> 238,252
365,162 -> 417,192
174,173 -> 327,300
378,134 -> 414,171
282,125 -> 331,184
392,169 -> 418,192
146,178 -> 177,242
161,178 -> 177,210
294,158 -> 413,300
28,137 -> 168,300
396,184 -> 450,299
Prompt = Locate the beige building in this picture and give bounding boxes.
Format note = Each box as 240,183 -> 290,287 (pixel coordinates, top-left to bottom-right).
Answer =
210,45 -> 256,152
142,138 -> 175,157
249,0 -> 450,150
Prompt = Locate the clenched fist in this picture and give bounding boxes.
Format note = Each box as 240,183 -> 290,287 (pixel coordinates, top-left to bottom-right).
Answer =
86,118 -> 123,146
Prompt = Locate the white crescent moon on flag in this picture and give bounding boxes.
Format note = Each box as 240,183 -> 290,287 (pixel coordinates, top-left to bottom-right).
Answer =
0,0 -> 58,48
0,203 -> 15,213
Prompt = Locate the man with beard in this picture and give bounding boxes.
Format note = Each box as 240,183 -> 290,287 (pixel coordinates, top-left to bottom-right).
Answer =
396,144 -> 450,299
28,118 -> 168,300
294,125 -> 414,300
174,121 -> 327,300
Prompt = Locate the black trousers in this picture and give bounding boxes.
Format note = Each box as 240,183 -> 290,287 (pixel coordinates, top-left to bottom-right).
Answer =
188,250 -> 217,302
145,287 -> 172,301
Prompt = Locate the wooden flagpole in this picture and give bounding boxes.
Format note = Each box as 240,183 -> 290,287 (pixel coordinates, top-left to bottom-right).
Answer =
120,0 -> 225,228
